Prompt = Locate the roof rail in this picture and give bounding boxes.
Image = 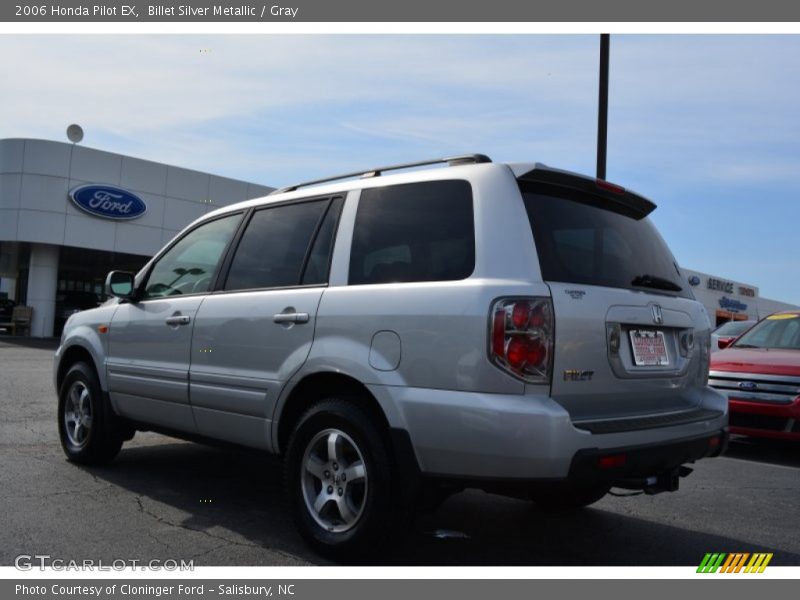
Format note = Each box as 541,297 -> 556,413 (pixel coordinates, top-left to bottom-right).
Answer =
270,154 -> 492,195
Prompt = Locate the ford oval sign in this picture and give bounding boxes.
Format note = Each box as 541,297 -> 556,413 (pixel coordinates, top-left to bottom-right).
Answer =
69,185 -> 146,221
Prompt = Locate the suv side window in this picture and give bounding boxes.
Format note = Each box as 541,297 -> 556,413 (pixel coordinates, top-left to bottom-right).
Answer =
224,199 -> 332,291
349,180 -> 474,285
143,213 -> 241,299
302,197 -> 344,286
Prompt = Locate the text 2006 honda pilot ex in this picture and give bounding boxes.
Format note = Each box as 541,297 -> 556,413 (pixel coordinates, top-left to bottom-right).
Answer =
54,155 -> 727,559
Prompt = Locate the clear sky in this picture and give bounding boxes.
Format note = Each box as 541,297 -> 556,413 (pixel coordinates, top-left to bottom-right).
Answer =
1,34 -> 797,303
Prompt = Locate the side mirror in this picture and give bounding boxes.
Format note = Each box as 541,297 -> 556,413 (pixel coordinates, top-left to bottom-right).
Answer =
717,337 -> 734,350
105,271 -> 136,300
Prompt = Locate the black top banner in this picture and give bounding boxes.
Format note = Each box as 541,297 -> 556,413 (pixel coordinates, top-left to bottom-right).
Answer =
3,0 -> 800,22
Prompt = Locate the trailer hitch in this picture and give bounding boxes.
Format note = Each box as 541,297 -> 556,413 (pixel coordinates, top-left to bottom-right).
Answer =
613,465 -> 694,495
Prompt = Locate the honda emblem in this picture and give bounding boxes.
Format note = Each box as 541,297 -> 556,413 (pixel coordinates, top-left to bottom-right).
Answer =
651,304 -> 664,325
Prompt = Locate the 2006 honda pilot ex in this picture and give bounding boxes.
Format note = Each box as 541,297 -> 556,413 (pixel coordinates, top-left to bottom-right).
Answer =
54,155 -> 728,559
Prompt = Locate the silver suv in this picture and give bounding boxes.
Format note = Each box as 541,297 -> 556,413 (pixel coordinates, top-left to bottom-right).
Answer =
54,155 -> 727,559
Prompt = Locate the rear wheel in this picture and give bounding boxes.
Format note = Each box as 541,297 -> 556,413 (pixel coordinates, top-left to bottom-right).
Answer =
529,484 -> 610,511
58,362 -> 124,464
285,398 -> 405,561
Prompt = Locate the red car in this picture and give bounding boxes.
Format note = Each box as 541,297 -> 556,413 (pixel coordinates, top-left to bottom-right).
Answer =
709,311 -> 800,440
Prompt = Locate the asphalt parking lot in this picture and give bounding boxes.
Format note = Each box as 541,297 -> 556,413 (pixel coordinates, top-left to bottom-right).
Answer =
1,336 -> 799,566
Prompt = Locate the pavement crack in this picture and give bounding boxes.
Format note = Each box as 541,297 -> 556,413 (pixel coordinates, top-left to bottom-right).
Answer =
145,528 -> 173,553
186,541 -> 235,561
134,496 -> 263,551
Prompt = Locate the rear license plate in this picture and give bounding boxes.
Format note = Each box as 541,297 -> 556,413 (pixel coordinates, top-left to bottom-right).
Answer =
629,330 -> 669,366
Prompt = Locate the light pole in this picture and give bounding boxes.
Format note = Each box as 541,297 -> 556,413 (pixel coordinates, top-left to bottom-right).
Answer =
597,34 -> 610,180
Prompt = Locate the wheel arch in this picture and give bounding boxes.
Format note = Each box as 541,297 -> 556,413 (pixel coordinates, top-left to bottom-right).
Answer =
56,343 -> 103,395
275,371 -> 392,455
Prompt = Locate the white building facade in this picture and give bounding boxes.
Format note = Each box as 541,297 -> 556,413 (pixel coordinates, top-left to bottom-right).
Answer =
0,138 -> 272,337
681,267 -> 798,327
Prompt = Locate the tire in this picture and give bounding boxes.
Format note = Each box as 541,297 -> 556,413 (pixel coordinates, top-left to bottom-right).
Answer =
285,397 -> 405,561
57,362 -> 124,465
529,484 -> 610,511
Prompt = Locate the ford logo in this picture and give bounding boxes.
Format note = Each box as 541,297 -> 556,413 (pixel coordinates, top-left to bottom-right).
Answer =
688,275 -> 701,287
69,184 -> 146,221
738,381 -> 758,391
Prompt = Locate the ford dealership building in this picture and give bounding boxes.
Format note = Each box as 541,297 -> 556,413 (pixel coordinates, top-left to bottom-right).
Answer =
0,137 -> 797,337
0,138 -> 273,337
681,268 -> 796,327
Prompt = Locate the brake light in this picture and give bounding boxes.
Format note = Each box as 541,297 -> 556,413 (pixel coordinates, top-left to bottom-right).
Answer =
596,179 -> 626,194
489,297 -> 553,384
492,310 -> 506,356
511,303 -> 530,329
506,337 -> 529,369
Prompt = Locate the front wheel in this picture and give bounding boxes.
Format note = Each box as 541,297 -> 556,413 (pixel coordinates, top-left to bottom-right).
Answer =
285,398 -> 406,561
57,362 -> 124,464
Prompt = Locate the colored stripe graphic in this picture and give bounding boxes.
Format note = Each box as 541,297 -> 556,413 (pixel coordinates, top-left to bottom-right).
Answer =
697,552 -> 772,573
745,553 -> 773,573
722,553 -> 749,573
697,553 -> 727,573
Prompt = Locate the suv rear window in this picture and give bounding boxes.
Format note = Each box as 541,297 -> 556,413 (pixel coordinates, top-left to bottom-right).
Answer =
521,185 -> 691,298
349,180 -> 474,285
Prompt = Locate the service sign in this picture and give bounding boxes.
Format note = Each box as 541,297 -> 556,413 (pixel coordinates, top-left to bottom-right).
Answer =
69,184 -> 147,220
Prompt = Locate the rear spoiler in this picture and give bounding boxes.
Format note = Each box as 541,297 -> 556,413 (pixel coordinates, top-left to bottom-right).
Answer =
517,163 -> 656,220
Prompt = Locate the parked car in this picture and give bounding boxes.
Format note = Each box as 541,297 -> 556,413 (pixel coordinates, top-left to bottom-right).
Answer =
710,311 -> 800,441
54,290 -> 102,334
711,319 -> 756,352
0,297 -> 16,321
0,298 -> 17,333
54,155 -> 727,559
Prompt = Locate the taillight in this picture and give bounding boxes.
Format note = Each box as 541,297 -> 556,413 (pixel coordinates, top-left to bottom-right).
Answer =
489,297 -> 554,384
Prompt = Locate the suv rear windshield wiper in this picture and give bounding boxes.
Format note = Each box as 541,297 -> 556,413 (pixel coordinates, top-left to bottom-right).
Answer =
630,274 -> 683,292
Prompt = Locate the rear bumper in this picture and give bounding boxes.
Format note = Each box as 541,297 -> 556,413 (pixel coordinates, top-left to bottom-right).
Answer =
568,430 -> 727,486
389,428 -> 726,498
729,397 -> 800,441
370,383 -> 728,480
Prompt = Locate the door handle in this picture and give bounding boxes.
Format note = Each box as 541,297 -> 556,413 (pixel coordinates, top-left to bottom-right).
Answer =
165,315 -> 191,326
273,312 -> 310,324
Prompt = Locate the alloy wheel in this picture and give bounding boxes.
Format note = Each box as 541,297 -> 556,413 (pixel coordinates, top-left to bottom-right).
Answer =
300,428 -> 368,533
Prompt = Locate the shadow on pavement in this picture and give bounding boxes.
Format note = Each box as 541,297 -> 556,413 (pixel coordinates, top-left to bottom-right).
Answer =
76,439 -> 800,566
724,436 -> 800,469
